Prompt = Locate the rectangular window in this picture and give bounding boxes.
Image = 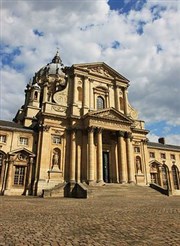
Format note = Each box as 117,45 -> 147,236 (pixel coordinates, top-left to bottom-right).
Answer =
14,166 -> 25,185
149,152 -> 155,158
160,153 -> 166,159
170,154 -> 175,160
0,135 -> 6,143
52,135 -> 61,144
19,137 -> 28,145
134,147 -> 140,153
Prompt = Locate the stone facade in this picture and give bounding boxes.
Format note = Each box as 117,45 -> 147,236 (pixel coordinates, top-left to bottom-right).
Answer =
0,52 -> 179,196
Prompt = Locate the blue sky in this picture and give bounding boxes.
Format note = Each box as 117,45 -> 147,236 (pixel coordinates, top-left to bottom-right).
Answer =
1,0 -> 180,144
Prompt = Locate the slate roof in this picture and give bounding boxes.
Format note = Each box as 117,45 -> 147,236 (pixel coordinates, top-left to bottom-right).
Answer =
147,141 -> 180,151
0,120 -> 34,132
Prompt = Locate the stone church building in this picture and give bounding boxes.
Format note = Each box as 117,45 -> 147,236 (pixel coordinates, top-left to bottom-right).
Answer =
0,52 -> 179,197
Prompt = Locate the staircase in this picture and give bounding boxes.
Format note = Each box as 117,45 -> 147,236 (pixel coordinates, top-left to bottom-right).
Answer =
42,182 -> 164,198
84,183 -> 164,198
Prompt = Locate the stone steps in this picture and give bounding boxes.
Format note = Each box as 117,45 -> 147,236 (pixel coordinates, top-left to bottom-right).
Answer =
85,184 -> 163,198
42,182 -> 163,198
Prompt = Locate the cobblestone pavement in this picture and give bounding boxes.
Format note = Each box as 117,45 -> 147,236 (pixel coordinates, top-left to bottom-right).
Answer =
0,185 -> 180,246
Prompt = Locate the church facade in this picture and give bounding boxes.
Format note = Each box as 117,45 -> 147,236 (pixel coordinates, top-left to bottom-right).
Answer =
0,52 -> 179,197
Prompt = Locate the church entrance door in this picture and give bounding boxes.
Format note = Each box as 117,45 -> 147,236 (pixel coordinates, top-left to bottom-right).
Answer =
103,151 -> 110,183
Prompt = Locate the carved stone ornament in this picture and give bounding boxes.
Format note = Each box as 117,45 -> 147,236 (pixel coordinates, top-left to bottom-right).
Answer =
78,79 -> 82,85
52,105 -> 66,112
18,153 -> 28,161
42,125 -> 50,132
128,103 -> 138,120
99,112 -> 118,120
53,91 -> 67,105
89,66 -> 111,77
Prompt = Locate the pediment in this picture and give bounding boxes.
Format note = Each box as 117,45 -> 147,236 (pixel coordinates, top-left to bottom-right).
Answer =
9,148 -> 35,157
85,108 -> 133,124
149,160 -> 162,166
73,62 -> 129,83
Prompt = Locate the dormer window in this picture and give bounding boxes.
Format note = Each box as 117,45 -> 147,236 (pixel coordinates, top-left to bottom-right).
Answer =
97,96 -> 105,110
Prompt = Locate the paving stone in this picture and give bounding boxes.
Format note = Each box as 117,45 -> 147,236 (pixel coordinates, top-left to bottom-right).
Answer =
0,185 -> 180,245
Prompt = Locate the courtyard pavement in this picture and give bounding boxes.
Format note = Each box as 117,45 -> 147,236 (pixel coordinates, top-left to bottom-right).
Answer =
0,185 -> 180,246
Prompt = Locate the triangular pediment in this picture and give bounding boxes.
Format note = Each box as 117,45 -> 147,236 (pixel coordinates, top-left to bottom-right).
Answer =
73,62 -> 129,83
9,148 -> 35,157
85,108 -> 133,124
149,160 -> 162,166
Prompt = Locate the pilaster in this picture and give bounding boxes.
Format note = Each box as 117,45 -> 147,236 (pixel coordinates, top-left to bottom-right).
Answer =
6,156 -> 14,190
126,132 -> 135,183
69,130 -> 76,182
83,76 -> 89,114
123,88 -> 129,116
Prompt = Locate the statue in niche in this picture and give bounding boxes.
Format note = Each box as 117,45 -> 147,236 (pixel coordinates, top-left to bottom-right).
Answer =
52,150 -> 60,170
136,157 -> 142,173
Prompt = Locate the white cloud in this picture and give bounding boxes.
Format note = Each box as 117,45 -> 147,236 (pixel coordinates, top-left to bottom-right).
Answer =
1,0 -> 180,144
148,132 -> 180,146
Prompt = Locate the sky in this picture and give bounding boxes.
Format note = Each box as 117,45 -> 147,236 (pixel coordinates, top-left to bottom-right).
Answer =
0,0 -> 180,145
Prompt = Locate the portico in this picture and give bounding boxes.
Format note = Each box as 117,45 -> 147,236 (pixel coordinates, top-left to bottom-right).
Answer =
67,108 -> 136,186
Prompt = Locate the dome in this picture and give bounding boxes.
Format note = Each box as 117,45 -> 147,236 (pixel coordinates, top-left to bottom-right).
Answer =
33,51 -> 66,84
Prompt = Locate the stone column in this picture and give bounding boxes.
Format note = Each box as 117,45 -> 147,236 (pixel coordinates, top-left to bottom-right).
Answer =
69,130 -> 76,182
81,131 -> 87,182
123,88 -> 128,115
6,156 -> 14,190
76,130 -> 82,183
117,131 -> 126,183
97,128 -> 103,182
88,127 -> 95,184
126,133 -> 135,183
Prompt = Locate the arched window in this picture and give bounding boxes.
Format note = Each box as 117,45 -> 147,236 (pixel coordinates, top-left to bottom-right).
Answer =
97,96 -> 105,110
172,165 -> 179,190
162,164 -> 169,189
34,91 -> 38,100
77,87 -> 82,101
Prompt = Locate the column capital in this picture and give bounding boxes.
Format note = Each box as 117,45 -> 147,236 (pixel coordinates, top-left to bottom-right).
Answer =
125,132 -> 132,139
96,127 -> 103,134
87,126 -> 95,133
83,75 -> 89,80
117,131 -> 125,138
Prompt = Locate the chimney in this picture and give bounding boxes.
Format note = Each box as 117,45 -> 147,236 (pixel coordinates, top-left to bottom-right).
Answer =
158,137 -> 165,145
